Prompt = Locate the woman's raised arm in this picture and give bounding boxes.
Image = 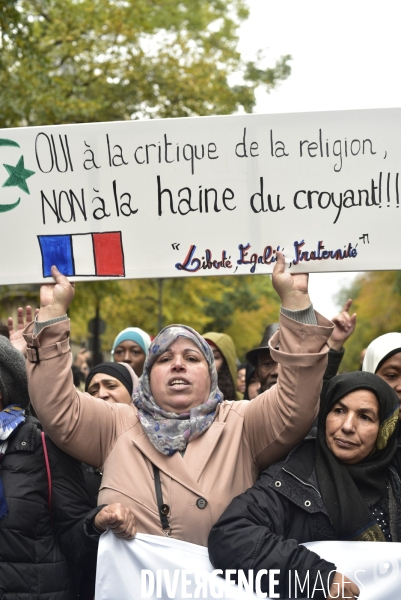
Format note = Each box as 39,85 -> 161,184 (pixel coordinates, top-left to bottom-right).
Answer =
22,267 -> 137,467
243,252 -> 333,468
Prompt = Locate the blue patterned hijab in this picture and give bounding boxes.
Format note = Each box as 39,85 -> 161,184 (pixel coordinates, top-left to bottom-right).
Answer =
134,325 -> 223,456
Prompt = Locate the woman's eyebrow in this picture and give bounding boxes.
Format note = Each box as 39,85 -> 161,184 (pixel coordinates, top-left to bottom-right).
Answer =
89,378 -> 116,389
158,347 -> 202,356
117,345 -> 137,350
357,407 -> 377,416
335,400 -> 377,416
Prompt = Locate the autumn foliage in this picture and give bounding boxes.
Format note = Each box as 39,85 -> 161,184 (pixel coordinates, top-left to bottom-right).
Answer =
69,275 -> 281,361
337,271 -> 401,372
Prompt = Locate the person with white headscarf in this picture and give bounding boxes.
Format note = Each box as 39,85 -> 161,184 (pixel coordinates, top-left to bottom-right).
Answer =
362,332 -> 401,414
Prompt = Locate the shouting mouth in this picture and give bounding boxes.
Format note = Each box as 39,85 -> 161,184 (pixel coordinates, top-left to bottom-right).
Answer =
169,379 -> 190,390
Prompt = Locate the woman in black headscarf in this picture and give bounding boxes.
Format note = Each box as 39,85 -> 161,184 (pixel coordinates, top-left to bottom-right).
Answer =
209,371 -> 401,599
84,361 -> 137,404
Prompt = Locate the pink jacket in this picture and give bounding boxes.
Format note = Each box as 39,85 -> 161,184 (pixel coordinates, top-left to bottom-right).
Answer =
24,312 -> 332,546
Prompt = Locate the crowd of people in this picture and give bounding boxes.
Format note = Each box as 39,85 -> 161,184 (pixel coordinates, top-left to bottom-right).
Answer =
0,254 -> 399,599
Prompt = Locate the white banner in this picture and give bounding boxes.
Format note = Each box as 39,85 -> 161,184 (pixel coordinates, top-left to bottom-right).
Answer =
302,540 -> 401,599
95,532 -> 261,600
96,533 -> 401,599
1,108 -> 401,284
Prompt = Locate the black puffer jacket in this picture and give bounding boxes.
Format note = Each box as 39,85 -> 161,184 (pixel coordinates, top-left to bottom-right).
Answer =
0,417 -> 98,600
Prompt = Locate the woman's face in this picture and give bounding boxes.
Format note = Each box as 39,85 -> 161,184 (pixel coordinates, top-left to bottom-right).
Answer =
87,373 -> 132,404
211,347 -> 224,373
236,368 -> 246,394
375,352 -> 401,407
114,341 -> 146,376
325,389 -> 380,464
150,338 -> 210,414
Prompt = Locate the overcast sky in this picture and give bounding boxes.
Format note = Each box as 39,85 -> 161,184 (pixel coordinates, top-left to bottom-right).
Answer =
238,0 -> 401,318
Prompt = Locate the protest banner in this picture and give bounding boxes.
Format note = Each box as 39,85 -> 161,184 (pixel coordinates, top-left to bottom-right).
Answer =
1,108 -> 400,284
302,540 -> 401,599
96,532 -> 261,599
96,532 -> 401,599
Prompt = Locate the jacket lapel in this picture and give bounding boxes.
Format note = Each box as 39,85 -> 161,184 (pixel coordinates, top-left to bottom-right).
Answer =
132,431 -> 204,497
132,421 -> 226,493
183,422 -> 226,482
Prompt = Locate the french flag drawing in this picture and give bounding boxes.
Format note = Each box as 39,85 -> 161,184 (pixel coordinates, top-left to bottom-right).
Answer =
38,232 -> 125,278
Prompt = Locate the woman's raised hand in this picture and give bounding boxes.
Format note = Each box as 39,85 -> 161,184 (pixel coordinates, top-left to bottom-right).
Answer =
38,265 -> 75,321
328,299 -> 357,351
272,251 -> 311,311
8,306 -> 38,355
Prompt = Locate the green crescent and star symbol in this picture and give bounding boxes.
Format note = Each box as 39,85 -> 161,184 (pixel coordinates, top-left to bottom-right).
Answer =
0,138 -> 36,213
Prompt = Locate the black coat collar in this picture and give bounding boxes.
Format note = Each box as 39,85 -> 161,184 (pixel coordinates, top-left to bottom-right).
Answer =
268,439 -> 329,516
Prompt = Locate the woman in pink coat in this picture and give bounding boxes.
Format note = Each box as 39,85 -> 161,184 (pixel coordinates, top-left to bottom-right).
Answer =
22,253 -> 333,546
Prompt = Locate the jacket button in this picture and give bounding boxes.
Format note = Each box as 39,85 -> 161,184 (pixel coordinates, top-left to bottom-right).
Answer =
304,500 -> 311,507
196,498 -> 207,509
274,481 -> 282,487
160,504 -> 170,516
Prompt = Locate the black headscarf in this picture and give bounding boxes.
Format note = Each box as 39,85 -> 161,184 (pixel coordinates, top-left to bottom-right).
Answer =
316,371 -> 399,541
85,362 -> 133,396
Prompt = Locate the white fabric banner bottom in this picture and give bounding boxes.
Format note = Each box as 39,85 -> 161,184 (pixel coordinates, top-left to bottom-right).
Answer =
303,540 -> 401,599
96,532 -> 401,599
